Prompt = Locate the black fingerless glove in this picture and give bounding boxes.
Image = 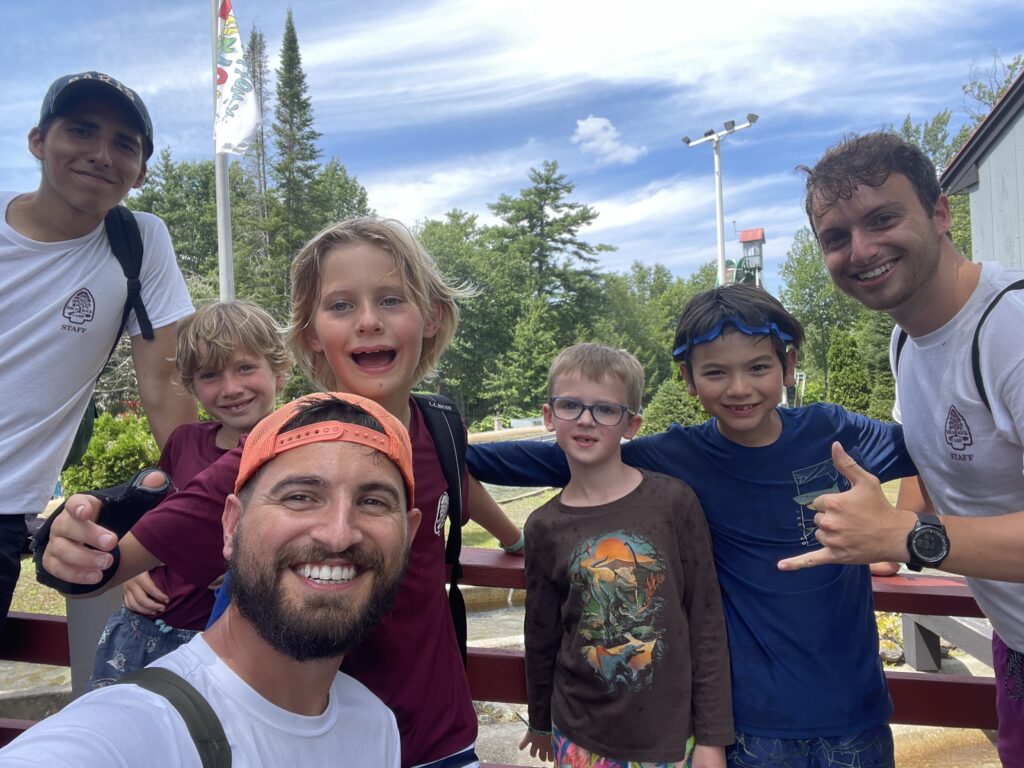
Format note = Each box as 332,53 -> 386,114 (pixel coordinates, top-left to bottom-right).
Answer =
33,468 -> 173,595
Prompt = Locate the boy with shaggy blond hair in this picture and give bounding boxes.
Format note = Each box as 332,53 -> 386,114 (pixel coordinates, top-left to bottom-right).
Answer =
40,217 -> 521,768
90,300 -> 291,686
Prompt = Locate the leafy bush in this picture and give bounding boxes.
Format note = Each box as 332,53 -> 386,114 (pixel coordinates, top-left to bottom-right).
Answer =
469,415 -> 510,433
60,412 -> 160,494
638,377 -> 707,435
801,377 -> 825,405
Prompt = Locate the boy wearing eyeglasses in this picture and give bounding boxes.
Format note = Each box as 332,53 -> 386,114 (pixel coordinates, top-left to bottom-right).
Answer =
472,286 -> 917,768
518,343 -> 733,768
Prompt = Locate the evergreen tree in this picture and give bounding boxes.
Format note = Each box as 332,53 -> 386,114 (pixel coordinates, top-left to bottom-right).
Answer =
488,161 -> 613,301
269,10 -> 322,279
866,371 -> 896,422
638,376 -> 706,435
420,211 -> 529,420
242,25 -> 272,260
853,310 -> 895,381
483,298 -> 560,418
779,227 -> 862,394
311,157 -> 372,229
826,330 -> 870,414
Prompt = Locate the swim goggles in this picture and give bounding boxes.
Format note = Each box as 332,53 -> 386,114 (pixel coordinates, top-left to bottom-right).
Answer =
672,316 -> 794,360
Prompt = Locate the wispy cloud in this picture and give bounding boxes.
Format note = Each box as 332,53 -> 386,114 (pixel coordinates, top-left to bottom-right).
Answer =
360,141 -> 549,225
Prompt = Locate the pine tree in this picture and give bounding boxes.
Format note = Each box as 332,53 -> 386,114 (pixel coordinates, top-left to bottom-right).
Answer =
826,330 -> 870,414
483,299 -> 560,418
488,161 -> 613,300
638,376 -> 706,435
269,10 -> 322,265
243,25 -> 271,258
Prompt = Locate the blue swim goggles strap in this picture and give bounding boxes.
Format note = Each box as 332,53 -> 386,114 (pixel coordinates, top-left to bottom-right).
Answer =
672,316 -> 794,360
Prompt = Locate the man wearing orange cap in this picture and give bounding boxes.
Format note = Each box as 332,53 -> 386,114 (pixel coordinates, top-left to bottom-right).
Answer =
2,393 -> 419,767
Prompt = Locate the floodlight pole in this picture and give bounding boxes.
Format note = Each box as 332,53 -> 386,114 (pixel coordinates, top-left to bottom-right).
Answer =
682,114 -> 758,286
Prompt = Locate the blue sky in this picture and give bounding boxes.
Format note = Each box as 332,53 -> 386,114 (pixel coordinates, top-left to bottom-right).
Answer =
2,1 -> 1021,292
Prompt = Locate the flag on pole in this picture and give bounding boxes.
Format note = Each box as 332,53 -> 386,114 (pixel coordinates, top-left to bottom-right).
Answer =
214,0 -> 260,154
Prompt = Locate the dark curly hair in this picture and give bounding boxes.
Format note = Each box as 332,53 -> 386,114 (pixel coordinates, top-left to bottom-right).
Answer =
799,132 -> 941,230
672,284 -> 804,383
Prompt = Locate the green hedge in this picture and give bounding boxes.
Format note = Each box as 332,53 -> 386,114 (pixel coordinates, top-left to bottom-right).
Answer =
60,412 -> 160,494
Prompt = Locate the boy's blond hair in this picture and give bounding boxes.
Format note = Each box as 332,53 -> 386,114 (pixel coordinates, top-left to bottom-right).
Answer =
289,217 -> 472,390
176,300 -> 292,394
547,343 -> 645,414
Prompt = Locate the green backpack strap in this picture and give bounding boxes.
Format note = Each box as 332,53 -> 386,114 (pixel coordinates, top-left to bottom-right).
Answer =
118,667 -> 231,768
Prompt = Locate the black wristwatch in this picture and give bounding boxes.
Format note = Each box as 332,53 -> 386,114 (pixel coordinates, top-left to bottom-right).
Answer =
905,512 -> 950,571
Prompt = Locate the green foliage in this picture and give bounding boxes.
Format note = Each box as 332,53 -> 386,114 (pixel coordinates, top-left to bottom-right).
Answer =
468,415 -> 508,433
422,210 -> 530,419
801,377 -> 825,405
898,111 -> 958,173
484,298 -> 560,418
825,330 -> 870,414
962,52 -> 1024,123
866,370 -> 897,422
60,412 -> 160,494
131,151 -> 236,281
853,311 -> 895,380
638,376 -> 707,435
270,10 -> 322,248
311,158 -> 372,228
488,160 -> 612,306
779,227 -> 863,392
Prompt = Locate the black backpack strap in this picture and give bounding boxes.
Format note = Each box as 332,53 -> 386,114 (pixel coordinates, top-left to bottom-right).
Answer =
894,328 -> 908,376
971,278 -> 1024,411
118,667 -> 231,768
413,393 -> 468,666
103,205 -> 152,368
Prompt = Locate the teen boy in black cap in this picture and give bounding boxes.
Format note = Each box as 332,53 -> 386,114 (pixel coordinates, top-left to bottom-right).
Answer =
0,72 -> 194,635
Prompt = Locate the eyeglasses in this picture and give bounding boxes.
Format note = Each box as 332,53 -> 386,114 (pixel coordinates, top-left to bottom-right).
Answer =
548,397 -> 635,426
672,316 -> 794,360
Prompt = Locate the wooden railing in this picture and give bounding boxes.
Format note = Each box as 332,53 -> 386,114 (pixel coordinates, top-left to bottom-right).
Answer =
0,549 -> 997,750
459,549 -> 998,730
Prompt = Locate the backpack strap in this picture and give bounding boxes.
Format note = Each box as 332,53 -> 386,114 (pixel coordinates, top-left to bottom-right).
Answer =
118,667 -> 231,768
103,205 -> 152,370
893,328 -> 909,376
971,278 -> 1024,411
412,392 -> 468,666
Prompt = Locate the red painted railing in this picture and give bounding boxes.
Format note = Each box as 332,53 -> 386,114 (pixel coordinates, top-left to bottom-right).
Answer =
458,550 -> 997,730
0,550 -> 997,749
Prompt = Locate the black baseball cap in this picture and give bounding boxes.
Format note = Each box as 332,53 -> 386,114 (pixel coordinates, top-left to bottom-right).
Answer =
39,72 -> 154,160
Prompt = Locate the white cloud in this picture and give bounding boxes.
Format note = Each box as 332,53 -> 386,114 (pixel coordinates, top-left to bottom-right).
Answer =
360,141 -> 548,224
571,116 -> 647,165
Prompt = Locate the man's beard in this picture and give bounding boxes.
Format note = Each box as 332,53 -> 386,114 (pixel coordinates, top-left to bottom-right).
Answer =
228,527 -> 408,662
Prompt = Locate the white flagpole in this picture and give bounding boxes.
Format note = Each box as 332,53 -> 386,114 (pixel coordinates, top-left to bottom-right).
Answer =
212,0 -> 235,301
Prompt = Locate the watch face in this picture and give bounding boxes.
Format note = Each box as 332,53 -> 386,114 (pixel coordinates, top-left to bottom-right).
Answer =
912,527 -> 949,563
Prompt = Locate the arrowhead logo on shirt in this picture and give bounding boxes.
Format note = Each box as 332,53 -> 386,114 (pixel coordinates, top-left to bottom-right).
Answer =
62,288 -> 96,333
944,405 -> 974,459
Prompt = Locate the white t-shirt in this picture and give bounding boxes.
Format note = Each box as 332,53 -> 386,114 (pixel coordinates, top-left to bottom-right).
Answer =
0,191 -> 193,515
0,635 -> 401,767
892,261 -> 1024,651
